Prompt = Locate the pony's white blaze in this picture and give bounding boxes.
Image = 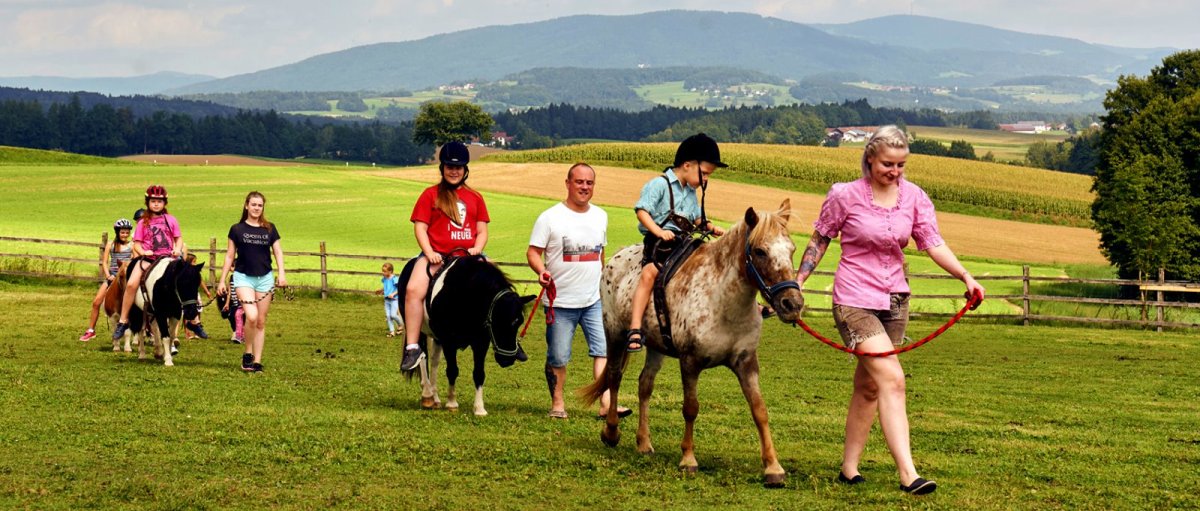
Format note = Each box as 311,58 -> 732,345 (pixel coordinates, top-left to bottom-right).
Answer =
589,199 -> 799,487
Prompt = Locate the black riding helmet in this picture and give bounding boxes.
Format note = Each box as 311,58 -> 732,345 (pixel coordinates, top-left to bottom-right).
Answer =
438,141 -> 471,186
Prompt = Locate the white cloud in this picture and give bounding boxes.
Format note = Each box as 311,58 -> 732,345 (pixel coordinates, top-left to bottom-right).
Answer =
9,2 -> 240,52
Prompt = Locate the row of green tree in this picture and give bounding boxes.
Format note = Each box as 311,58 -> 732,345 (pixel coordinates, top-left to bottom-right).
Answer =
0,98 -> 430,164
1023,129 -> 1101,175
493,100 -> 1008,147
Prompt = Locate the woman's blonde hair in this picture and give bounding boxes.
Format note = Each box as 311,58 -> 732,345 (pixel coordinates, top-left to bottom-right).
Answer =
861,125 -> 910,177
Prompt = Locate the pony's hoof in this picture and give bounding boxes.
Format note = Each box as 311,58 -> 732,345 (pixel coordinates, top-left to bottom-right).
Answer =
764,473 -> 786,488
164,361 -> 174,367
446,404 -> 459,413
636,442 -> 655,455
680,465 -> 698,475
473,409 -> 488,417
420,397 -> 438,409
600,430 -> 620,447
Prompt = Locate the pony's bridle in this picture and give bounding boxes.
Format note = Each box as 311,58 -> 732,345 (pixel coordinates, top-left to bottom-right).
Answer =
744,241 -> 800,305
484,289 -> 522,358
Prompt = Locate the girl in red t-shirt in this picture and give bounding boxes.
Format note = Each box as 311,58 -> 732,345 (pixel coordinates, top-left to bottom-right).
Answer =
400,142 -> 490,371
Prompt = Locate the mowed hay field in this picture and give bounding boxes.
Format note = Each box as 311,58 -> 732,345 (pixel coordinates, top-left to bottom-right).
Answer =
2,279 -> 1199,509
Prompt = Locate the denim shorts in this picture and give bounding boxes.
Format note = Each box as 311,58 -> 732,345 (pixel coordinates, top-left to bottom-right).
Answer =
545,300 -> 606,367
832,293 -> 910,350
232,271 -> 275,293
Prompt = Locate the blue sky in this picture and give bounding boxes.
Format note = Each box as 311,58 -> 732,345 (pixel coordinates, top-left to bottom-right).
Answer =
1,0 -> 1194,78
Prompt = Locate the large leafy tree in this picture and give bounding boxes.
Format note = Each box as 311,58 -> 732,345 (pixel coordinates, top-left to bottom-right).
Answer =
412,101 -> 494,146
1092,50 -> 1200,280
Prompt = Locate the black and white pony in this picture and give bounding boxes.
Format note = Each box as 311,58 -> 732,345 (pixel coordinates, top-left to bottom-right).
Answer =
125,258 -> 204,366
398,255 -> 534,416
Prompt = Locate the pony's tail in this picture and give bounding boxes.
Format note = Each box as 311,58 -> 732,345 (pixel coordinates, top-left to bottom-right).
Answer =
578,334 -> 629,407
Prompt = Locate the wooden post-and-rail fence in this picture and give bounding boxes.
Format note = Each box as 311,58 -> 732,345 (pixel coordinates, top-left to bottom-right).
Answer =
2,234 -> 1199,331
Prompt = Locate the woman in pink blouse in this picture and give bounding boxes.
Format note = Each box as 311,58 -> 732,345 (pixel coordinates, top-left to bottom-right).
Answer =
796,125 -> 985,495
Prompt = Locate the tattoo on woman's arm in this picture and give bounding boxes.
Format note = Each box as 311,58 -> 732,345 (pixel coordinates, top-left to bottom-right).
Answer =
797,234 -> 830,281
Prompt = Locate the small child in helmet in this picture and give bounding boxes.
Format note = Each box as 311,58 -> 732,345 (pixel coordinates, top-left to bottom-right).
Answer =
625,133 -> 726,353
400,141 -> 491,372
79,218 -> 134,341
112,185 -> 200,340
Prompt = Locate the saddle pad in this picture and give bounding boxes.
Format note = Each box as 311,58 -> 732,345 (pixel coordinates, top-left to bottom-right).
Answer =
134,258 -> 173,310
421,257 -> 461,336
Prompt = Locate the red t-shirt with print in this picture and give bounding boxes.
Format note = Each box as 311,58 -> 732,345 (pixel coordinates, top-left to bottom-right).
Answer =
410,185 -> 490,255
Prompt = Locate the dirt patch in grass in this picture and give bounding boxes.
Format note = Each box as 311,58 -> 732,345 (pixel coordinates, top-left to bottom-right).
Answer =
368,162 -> 1105,266
119,154 -> 315,166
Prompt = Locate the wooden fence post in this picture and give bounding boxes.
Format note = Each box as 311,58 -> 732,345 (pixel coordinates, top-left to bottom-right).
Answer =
1022,265 -> 1030,327
208,237 -> 217,287
99,232 -> 108,280
320,241 -> 328,300
1156,268 -> 1165,333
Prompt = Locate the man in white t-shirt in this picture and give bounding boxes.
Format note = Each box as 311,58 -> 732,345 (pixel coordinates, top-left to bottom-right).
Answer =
527,163 -> 630,420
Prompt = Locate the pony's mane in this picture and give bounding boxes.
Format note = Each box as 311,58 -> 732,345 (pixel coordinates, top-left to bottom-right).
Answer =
458,255 -> 514,290
718,206 -> 790,250
746,208 -> 790,247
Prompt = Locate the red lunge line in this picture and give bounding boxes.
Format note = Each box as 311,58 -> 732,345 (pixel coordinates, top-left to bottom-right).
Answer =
518,281 -> 557,339
793,291 -> 983,357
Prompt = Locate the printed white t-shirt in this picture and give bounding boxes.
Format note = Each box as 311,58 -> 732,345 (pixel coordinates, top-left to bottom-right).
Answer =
528,202 -> 607,308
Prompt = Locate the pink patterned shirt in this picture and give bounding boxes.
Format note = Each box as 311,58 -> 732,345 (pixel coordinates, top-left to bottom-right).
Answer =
813,177 -> 944,311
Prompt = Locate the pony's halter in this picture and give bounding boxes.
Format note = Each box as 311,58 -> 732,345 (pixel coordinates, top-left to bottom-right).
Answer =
484,289 -> 521,358
744,241 -> 800,304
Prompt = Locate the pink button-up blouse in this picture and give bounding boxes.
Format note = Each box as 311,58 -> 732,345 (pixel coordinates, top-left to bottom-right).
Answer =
813,177 -> 945,311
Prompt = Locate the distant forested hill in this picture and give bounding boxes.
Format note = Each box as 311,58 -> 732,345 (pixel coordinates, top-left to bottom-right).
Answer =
0,87 -> 239,118
170,11 -> 1168,95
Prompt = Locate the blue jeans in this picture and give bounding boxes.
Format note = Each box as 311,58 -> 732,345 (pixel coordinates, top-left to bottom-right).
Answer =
384,298 -> 401,332
545,300 -> 605,367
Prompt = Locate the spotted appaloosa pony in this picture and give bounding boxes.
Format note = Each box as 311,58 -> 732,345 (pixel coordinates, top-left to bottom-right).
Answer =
582,199 -> 804,487
399,255 -> 534,416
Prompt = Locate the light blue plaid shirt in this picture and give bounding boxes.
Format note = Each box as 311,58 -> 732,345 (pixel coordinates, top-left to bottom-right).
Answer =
634,168 -> 700,234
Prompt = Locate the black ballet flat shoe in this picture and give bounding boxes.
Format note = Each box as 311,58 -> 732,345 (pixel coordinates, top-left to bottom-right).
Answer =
837,472 -> 865,485
899,477 -> 937,495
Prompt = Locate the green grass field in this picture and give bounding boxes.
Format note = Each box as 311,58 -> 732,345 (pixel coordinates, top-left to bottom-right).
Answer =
906,126 -> 1072,162
1,278 -> 1197,509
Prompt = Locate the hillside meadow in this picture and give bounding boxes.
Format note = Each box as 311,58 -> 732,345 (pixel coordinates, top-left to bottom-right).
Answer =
484,142 -> 1095,227
1,149 -> 1088,318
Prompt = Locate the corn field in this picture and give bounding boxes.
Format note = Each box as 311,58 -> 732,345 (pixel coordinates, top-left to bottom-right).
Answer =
485,143 -> 1094,223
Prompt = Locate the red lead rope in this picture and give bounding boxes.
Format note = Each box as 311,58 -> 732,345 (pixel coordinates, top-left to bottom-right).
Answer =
519,280 -> 556,339
792,290 -> 983,358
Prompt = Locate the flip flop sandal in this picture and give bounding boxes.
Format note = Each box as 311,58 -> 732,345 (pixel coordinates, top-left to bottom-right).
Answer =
626,328 -> 644,353
596,408 -> 633,420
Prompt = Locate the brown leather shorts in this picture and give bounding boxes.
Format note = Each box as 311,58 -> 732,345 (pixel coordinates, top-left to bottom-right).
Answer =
832,293 -> 910,350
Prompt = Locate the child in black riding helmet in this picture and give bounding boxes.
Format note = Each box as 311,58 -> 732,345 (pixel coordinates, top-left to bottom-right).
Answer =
625,134 -> 726,353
